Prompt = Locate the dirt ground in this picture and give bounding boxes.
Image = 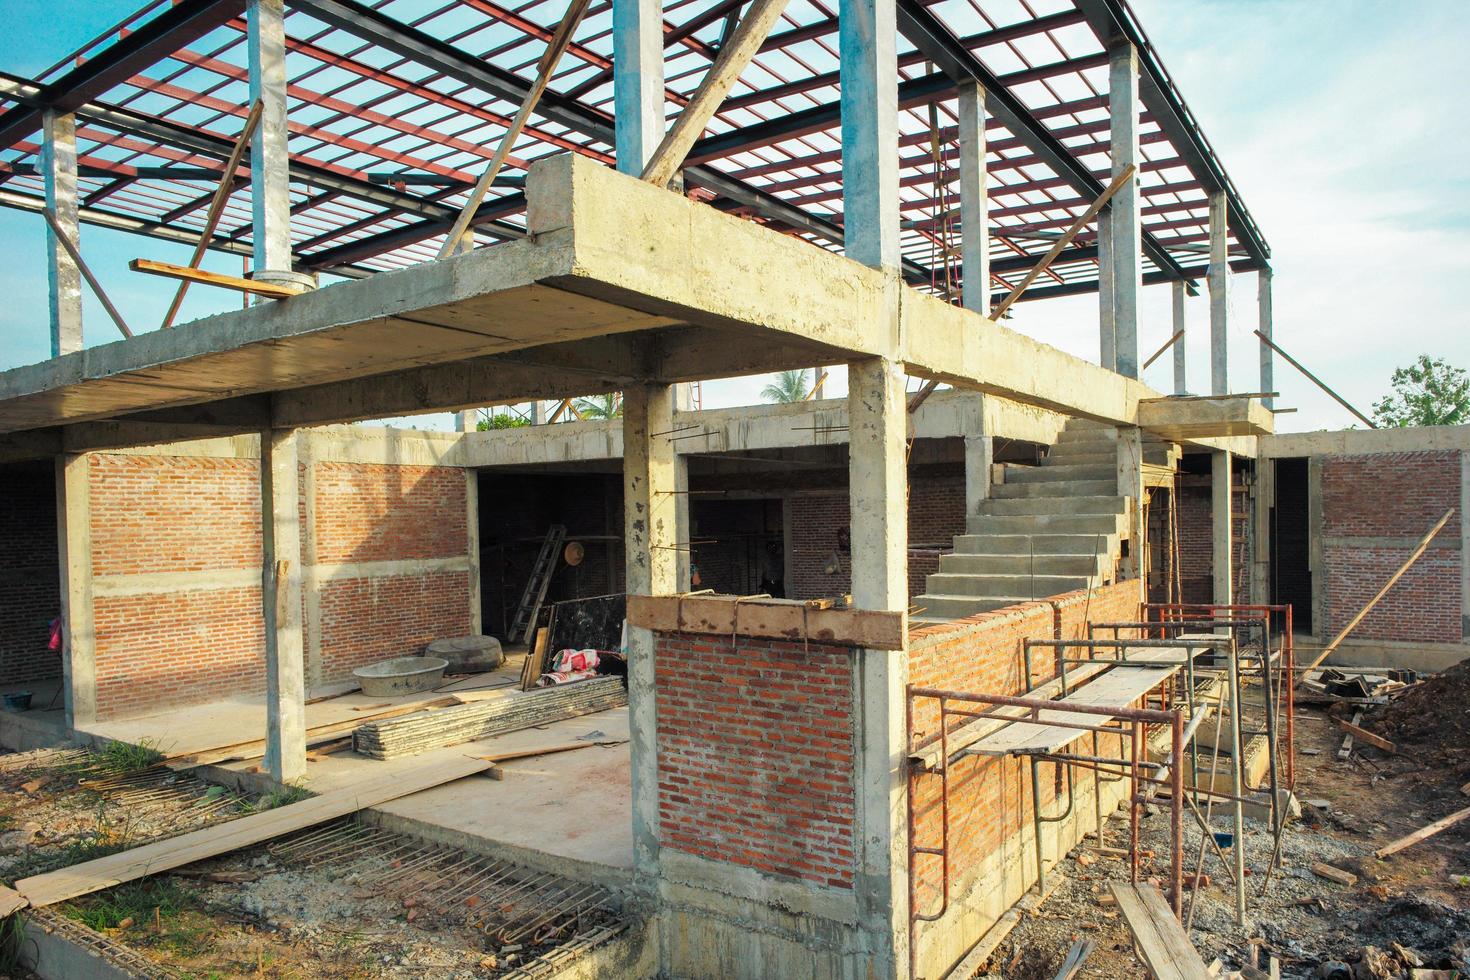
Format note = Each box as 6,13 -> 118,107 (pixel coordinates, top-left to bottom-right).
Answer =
979,682 -> 1470,979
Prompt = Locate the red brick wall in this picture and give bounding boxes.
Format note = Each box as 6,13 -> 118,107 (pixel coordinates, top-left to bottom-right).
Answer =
788,475 -> 966,600
87,451 -> 472,720
655,632 -> 856,888
0,464 -> 61,685
907,581 -> 1141,906
1320,451 -> 1463,642
1176,476 -> 1250,606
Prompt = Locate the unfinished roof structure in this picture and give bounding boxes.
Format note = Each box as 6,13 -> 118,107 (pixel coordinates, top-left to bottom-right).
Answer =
0,2 -> 1466,980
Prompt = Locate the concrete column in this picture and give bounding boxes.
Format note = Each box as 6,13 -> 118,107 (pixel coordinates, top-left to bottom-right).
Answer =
1209,191 -> 1229,395
530,400 -> 546,425
1104,41 -> 1142,378
1251,458 -> 1273,607
55,453 -> 96,728
963,394 -> 991,517
613,0 -> 665,175
42,110 -> 82,357
1172,280 -> 1187,396
846,356 -> 909,978
622,383 -> 679,884
261,429 -> 306,784
300,436 -> 322,689
1258,267 -> 1274,408
247,0 -> 293,279
839,0 -> 899,271
957,80 -> 989,314
1212,450 -> 1234,607
466,470 -> 482,635
1116,426 -> 1144,597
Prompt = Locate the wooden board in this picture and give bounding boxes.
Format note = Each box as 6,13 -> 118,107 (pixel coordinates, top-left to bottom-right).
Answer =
1333,717 -> 1394,753
130,258 -> 307,298
966,651 -> 1184,758
14,756 -> 493,908
0,886 -> 25,918
627,593 -> 904,650
1110,882 -> 1210,980
1374,803 -> 1470,859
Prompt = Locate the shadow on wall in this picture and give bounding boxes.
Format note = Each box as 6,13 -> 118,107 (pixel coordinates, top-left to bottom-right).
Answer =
0,461 -> 62,688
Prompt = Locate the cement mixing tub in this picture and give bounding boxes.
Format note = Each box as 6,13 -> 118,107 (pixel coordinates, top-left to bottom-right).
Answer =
353,656 -> 448,697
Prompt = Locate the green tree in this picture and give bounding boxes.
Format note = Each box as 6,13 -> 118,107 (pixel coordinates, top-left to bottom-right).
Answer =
760,369 -> 810,404
575,392 -> 622,419
1371,355 -> 1470,427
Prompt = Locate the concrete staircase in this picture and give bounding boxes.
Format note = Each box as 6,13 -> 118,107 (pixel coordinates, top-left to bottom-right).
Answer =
913,419 -> 1177,624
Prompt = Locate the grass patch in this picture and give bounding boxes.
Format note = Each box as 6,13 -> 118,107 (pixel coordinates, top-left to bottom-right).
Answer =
97,738 -> 166,773
0,914 -> 25,976
63,877 -> 217,957
251,782 -> 310,811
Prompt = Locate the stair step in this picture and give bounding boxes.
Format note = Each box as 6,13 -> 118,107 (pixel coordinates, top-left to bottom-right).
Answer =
1003,463 -> 1114,484
939,553 -> 1102,577
991,479 -> 1118,499
952,532 -> 1118,555
925,572 -> 1092,597
978,496 -> 1127,517
1042,449 -> 1176,467
965,513 -> 1126,537
910,594 -> 1038,619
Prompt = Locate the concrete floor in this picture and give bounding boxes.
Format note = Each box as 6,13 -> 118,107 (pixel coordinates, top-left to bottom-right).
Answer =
77,664 -> 634,885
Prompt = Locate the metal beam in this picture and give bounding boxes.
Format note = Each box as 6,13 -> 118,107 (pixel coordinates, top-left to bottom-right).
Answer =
1072,0 -> 1270,268
0,0 -> 247,153
893,0 -> 1193,287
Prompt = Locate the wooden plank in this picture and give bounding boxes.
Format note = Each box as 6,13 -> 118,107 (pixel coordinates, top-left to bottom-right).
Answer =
160,99 -> 263,330
0,885 -> 26,918
641,0 -> 791,189
14,756 -> 493,908
1337,708 -> 1363,761
1253,329 -> 1376,429
626,593 -> 904,649
1332,717 -> 1394,753
131,258 -> 307,299
470,739 -> 625,764
436,0 -> 591,258
990,164 -> 1135,321
1301,509 -> 1455,677
1111,881 -> 1210,980
1373,803 -> 1470,859
1309,862 -> 1357,886
1141,330 -> 1185,371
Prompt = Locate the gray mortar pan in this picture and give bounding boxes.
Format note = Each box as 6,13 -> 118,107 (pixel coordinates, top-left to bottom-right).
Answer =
353,656 -> 449,697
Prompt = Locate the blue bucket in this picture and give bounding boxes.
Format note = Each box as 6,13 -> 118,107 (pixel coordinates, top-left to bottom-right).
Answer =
2,691 -> 33,713
1212,831 -> 1234,849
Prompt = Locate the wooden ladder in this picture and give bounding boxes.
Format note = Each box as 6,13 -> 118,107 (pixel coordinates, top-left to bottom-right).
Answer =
509,525 -> 566,644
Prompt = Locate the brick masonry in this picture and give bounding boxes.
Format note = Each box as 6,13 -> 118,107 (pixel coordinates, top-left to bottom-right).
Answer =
654,631 -> 857,888
1320,450 -> 1463,642
86,450 -> 472,720
906,580 -> 1142,907
0,463 -> 62,685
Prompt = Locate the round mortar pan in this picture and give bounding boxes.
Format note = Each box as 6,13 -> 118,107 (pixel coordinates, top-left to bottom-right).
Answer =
352,657 -> 449,697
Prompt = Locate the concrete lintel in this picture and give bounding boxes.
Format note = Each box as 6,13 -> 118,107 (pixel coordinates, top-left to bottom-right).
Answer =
1256,424 -> 1470,459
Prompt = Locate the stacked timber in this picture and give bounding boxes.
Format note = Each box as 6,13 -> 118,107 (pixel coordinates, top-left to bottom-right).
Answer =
353,677 -> 627,760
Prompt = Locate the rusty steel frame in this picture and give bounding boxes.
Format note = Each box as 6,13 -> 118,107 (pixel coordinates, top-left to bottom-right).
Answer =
906,671 -> 1186,976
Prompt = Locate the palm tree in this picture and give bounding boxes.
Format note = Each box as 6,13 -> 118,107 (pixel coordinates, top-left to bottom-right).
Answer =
575,392 -> 622,419
761,369 -> 810,404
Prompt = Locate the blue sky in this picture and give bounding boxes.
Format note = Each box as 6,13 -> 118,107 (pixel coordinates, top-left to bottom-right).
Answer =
1,1 -> 1465,432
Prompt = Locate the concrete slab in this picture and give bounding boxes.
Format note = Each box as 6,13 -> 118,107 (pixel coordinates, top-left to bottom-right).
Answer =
1136,393 -> 1274,440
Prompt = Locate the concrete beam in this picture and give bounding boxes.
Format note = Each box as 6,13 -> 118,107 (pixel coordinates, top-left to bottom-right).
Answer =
622,383 -> 678,888
1212,449 -> 1233,606
613,0 -> 664,176
1258,267 -> 1273,408
42,110 -> 82,357
846,356 -> 909,979
247,0 -> 293,278
839,0 -> 900,271
260,428 -> 306,784
1136,395 -> 1273,440
1209,191 -> 1228,395
1104,41 -> 1142,379
55,453 -> 96,728
1172,280 -> 1187,396
957,80 -> 988,313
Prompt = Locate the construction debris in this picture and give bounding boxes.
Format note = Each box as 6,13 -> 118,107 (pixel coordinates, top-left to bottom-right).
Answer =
352,676 -> 627,760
